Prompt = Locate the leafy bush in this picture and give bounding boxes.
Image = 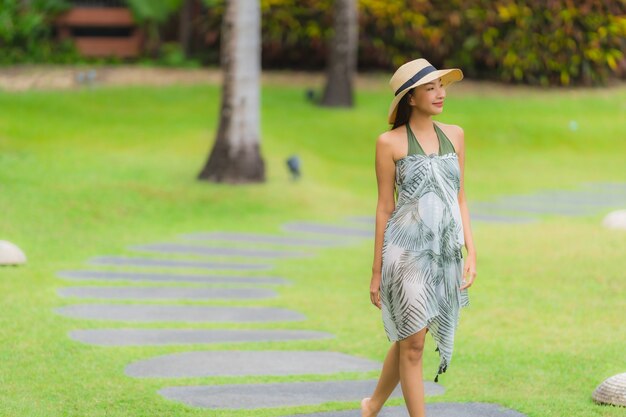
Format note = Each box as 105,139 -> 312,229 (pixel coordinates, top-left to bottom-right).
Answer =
0,0 -> 79,65
445,1 -> 626,86
2,0 -> 624,86
125,0 -> 182,56
200,0 -> 626,86
138,42 -> 202,67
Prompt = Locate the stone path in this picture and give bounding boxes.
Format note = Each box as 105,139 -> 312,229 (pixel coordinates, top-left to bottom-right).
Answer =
125,351 -> 381,378
57,287 -> 277,300
468,181 -> 626,222
57,286 -> 277,300
51,200 -> 601,413
55,304 -> 305,322
128,243 -> 313,258
88,255 -> 274,270
346,181 -> 626,225
282,402 -> 528,417
57,270 -> 289,285
281,221 -> 373,237
180,231 -> 349,246
69,329 -> 334,346
158,380 -> 441,409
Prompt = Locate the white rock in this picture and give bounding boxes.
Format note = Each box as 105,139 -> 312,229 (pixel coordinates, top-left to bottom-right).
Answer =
602,209 -> 626,230
0,240 -> 27,265
592,372 -> 626,407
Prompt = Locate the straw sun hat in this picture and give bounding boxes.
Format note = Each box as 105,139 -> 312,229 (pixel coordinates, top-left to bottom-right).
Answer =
388,58 -> 464,124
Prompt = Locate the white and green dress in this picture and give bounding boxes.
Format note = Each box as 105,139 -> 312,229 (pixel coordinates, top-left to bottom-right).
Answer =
380,121 -> 469,382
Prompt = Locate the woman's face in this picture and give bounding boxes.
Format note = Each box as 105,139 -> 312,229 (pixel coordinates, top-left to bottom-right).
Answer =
408,77 -> 446,116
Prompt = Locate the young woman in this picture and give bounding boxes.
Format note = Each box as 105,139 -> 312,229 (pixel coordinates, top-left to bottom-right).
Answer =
362,58 -> 477,417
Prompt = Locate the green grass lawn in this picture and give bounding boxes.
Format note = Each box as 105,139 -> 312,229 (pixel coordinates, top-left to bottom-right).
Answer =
0,77 -> 625,417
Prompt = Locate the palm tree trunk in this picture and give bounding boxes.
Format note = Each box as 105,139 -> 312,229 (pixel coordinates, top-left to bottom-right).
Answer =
320,0 -> 358,107
198,0 -> 265,183
178,0 -> 193,57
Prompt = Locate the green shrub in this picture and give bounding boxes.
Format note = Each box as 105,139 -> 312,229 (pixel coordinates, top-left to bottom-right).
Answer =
200,0 -> 626,86
138,42 -> 202,67
448,1 -> 626,86
0,0 -> 79,65
2,0 -> 624,86
125,0 -> 183,56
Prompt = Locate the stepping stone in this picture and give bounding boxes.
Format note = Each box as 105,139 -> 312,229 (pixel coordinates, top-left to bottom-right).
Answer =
0,240 -> 27,266
509,205 -> 596,216
573,190 -> 626,199
499,194 -> 626,205
57,286 -> 276,300
54,305 -> 305,322
344,215 -> 375,225
581,181 -> 626,192
129,243 -> 313,258
180,232 -> 346,247
158,379 -> 444,409
57,270 -> 289,285
496,199 -> 626,212
345,212 -> 538,224
69,329 -> 334,346
281,402 -> 528,417
282,221 -> 373,238
89,256 -> 272,270
126,351 -> 380,378
470,202 -> 596,216
469,213 -> 537,223
603,209 -> 626,230
483,189 -> 626,211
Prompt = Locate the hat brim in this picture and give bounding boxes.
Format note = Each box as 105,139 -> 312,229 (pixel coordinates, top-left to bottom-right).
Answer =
387,68 -> 463,124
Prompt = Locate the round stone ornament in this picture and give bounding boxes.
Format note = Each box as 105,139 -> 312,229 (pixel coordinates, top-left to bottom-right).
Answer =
592,373 -> 626,407
602,210 -> 626,231
0,240 -> 26,266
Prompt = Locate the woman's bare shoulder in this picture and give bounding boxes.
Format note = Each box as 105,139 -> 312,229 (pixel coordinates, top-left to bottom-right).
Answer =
434,121 -> 464,149
376,126 -> 405,147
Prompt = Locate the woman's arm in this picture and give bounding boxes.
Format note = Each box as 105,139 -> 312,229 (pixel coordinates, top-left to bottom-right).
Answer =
370,133 -> 397,309
454,126 -> 477,290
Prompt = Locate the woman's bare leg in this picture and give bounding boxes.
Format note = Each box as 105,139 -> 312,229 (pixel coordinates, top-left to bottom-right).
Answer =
398,327 -> 428,417
362,341 -> 400,416
362,328 -> 428,417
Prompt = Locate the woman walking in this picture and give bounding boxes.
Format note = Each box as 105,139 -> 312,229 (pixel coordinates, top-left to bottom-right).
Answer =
362,58 -> 477,417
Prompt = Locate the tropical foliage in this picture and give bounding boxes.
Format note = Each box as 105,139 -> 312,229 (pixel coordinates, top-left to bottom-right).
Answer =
0,0 -> 76,64
203,0 -> 626,86
125,0 -> 183,55
1,0 -> 625,86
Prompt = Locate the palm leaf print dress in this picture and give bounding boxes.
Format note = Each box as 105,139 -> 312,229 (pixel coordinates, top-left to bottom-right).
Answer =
380,121 -> 469,383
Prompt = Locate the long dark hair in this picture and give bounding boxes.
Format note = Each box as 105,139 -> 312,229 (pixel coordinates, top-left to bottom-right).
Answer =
391,88 -> 414,130
390,87 -> 415,202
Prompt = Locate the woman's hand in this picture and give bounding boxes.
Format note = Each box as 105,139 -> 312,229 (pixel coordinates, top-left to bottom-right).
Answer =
370,272 -> 382,309
460,251 -> 476,290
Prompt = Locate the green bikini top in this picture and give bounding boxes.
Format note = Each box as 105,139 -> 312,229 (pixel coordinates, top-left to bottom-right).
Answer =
406,122 -> 457,156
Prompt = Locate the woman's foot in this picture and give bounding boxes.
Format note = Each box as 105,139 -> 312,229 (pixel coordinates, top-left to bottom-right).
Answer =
361,397 -> 378,417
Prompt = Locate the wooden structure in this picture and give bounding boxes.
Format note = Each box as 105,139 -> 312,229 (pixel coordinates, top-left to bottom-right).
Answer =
56,7 -> 143,58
